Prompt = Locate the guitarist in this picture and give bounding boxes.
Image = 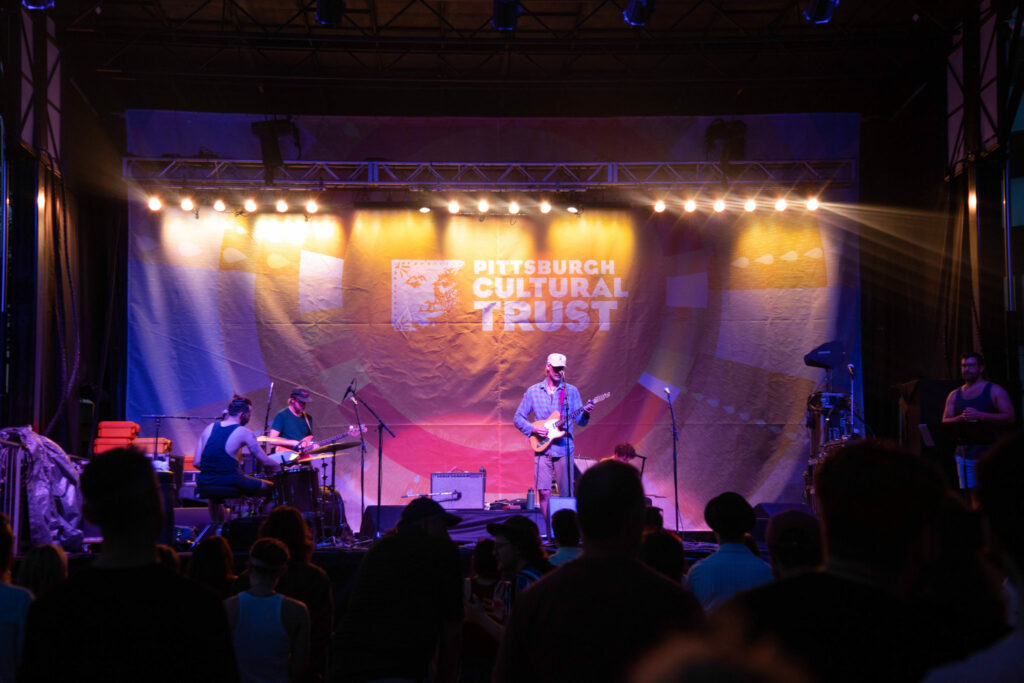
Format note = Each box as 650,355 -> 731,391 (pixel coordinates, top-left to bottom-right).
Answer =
268,387 -> 316,454
513,353 -> 594,532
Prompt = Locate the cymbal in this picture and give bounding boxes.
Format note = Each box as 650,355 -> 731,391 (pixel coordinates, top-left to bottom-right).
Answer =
304,440 -> 361,456
257,435 -> 297,446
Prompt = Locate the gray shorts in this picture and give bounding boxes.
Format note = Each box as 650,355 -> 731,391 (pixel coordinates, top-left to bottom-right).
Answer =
534,454 -> 570,494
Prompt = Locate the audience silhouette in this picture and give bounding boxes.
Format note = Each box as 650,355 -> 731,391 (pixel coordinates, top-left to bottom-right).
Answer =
19,447 -> 239,682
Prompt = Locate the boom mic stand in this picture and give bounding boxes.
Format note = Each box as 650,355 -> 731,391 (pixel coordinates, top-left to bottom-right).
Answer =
349,387 -> 396,539
663,388 -> 681,533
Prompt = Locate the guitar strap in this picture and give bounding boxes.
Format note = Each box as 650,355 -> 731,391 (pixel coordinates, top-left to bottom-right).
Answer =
303,411 -> 313,440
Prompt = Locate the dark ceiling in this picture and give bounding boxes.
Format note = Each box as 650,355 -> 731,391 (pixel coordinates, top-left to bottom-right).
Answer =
48,0 -> 968,117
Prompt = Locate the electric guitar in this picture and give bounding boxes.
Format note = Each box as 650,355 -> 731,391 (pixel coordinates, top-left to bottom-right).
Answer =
528,392 -> 610,454
270,424 -> 367,466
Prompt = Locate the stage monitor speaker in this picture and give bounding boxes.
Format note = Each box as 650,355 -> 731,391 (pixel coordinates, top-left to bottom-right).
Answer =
430,473 -> 486,510
360,505 -> 405,538
751,502 -> 816,542
549,496 -> 577,515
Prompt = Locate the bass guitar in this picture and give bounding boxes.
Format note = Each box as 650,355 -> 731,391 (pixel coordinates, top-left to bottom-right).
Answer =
528,392 -> 610,454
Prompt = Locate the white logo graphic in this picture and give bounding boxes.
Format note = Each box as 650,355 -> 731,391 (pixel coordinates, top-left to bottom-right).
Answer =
392,260 -> 465,331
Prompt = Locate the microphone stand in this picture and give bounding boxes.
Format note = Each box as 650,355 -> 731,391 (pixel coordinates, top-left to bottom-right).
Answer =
349,387 -> 396,539
664,390 -> 681,533
560,373 -> 573,499
347,382 -> 367,524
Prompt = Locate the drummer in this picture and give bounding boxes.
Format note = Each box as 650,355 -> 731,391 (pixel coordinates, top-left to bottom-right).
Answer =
267,387 -> 315,464
194,395 -> 281,523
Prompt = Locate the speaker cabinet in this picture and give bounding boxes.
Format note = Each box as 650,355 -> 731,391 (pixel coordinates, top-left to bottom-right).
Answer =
430,472 -> 486,510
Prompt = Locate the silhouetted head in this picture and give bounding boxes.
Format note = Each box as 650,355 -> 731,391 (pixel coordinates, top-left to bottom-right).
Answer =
260,505 -> 314,563
81,448 -> 162,542
577,460 -> 646,553
704,492 -> 755,543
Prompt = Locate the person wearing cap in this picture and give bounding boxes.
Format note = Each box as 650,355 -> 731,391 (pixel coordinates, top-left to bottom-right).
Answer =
332,497 -> 463,683
513,352 -> 594,531
684,491 -> 772,611
268,387 -> 315,452
466,515 -> 553,642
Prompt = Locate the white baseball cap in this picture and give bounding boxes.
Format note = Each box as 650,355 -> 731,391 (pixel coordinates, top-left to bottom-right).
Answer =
547,353 -> 567,368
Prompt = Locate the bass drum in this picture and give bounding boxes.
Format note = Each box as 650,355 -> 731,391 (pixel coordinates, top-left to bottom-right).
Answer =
317,487 -> 349,539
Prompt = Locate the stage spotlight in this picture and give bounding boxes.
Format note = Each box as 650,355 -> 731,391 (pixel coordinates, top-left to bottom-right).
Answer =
316,0 -> 345,26
622,0 -> 654,26
276,199 -> 288,212
244,199 -> 258,213
775,198 -> 788,211
744,199 -> 756,212
180,197 -> 195,212
968,193 -> 977,210
448,200 -> 460,214
540,201 -> 552,214
713,199 -> 726,213
803,0 -> 839,24
491,0 -> 520,31
508,201 -> 521,214
305,199 -> 319,214
37,192 -> 45,210
477,199 -> 490,213
419,206 -> 431,214
806,197 -> 820,211
567,205 -> 579,214
213,199 -> 227,212
683,199 -> 697,213
148,197 -> 163,211
654,200 -> 666,213
22,0 -> 55,9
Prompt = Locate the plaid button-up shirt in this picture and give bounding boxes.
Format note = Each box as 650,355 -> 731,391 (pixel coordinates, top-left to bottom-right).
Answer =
513,380 -> 589,458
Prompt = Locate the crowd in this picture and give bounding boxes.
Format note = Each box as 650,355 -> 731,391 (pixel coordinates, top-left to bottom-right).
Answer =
1,438 -> 1021,682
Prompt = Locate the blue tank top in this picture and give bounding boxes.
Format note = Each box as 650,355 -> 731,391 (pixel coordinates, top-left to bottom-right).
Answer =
232,592 -> 289,683
953,382 -> 997,415
199,423 -> 242,475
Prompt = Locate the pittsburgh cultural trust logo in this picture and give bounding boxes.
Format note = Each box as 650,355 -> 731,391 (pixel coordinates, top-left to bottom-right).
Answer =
392,258 -> 629,332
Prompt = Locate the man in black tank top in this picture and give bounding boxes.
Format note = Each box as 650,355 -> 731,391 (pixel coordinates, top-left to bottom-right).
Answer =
942,352 -> 1015,491
194,395 -> 281,522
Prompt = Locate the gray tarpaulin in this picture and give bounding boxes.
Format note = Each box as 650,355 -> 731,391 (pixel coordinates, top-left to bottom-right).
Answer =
0,426 -> 83,551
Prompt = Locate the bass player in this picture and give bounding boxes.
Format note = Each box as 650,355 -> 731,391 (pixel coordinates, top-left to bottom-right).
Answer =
513,352 -> 594,532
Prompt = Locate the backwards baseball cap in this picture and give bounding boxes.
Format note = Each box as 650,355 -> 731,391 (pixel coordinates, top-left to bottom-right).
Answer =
400,497 -> 461,528
546,353 -> 567,368
290,387 -> 311,402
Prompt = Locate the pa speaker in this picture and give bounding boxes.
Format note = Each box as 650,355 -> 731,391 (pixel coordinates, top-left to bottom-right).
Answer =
360,505 -> 405,538
430,473 -> 486,510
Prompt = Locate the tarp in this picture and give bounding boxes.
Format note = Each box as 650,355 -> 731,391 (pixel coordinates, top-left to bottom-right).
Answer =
127,204 -> 860,531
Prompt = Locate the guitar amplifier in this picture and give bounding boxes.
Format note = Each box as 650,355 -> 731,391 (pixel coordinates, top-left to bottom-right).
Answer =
430,472 -> 486,510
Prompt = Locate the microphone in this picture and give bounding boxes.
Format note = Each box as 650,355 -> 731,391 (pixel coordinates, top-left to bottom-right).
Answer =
847,364 -> 855,378
343,378 -> 356,398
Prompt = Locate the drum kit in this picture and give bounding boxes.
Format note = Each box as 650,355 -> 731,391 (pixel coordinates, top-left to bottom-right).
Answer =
254,435 -> 359,542
802,341 -> 859,508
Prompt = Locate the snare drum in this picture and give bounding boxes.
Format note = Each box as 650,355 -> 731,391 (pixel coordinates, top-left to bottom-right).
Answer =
274,468 -> 319,512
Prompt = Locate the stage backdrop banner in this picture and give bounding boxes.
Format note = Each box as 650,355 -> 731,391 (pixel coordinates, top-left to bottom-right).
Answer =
127,201 -> 860,531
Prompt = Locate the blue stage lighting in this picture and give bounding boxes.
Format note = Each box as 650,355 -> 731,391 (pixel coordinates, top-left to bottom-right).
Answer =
491,0 -> 521,31
22,0 -> 56,9
623,0 -> 655,27
803,0 -> 839,24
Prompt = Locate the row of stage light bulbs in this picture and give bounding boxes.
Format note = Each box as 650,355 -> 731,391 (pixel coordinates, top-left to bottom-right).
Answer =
145,195 -> 822,216
147,196 -> 320,214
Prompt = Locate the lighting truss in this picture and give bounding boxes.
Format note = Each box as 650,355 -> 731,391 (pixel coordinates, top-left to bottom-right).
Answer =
123,157 -> 856,192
